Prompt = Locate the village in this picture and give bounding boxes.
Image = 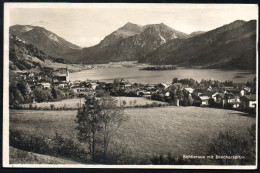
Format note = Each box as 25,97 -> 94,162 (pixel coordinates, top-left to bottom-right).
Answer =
10,65 -> 257,114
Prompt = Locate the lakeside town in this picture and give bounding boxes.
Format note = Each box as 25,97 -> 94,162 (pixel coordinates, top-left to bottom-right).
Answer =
10,65 -> 257,114
6,4 -> 258,167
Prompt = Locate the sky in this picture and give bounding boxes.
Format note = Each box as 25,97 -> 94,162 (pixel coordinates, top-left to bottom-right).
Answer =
7,3 -> 258,47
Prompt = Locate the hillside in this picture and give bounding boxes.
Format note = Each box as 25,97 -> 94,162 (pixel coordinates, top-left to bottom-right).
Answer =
9,34 -> 67,71
10,146 -> 80,164
10,25 -> 81,58
64,23 -> 188,64
141,20 -> 256,70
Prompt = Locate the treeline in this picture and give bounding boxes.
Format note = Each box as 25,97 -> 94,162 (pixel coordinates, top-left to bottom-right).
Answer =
9,80 -> 69,107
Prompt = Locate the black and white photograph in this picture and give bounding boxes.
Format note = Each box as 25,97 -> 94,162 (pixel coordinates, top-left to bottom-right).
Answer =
3,3 -> 258,169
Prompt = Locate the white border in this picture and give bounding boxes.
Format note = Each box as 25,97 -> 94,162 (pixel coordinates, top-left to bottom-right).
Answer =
3,3 -> 259,169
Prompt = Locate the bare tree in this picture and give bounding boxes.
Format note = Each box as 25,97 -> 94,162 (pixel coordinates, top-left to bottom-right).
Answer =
75,96 -> 102,161
99,95 -> 127,162
75,94 -> 128,163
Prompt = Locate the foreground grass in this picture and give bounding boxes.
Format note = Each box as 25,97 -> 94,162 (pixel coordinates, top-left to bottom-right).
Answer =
10,106 -> 255,164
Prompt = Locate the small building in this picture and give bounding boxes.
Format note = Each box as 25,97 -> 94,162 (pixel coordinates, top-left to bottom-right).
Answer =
72,87 -> 91,93
199,96 -> 210,106
158,82 -> 171,89
90,82 -> 99,90
240,95 -> 256,109
73,88 -> 95,98
224,94 -> 236,104
137,90 -> 151,96
240,89 -> 245,97
53,65 -> 70,86
119,80 -> 132,89
40,82 -> 51,89
211,92 -> 219,101
184,87 -> 194,94
243,87 -> 251,93
165,92 -> 170,97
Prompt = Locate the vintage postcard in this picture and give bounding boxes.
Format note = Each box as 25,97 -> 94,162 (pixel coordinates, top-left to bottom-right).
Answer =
3,3 -> 258,169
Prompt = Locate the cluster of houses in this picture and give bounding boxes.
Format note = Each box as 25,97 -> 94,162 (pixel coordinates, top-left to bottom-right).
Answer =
15,67 -> 257,110
185,86 -> 256,109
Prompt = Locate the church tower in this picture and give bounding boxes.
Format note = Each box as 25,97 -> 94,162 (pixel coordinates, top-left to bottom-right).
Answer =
66,64 -> 70,82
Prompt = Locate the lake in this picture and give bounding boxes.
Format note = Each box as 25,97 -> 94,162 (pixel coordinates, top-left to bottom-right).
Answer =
70,67 -> 256,84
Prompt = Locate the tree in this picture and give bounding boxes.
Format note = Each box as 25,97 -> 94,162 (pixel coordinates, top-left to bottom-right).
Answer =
99,95 -> 126,162
133,100 -> 137,106
207,130 -> 250,165
122,100 -> 127,106
75,95 -> 127,163
172,78 -> 178,84
113,79 -> 120,88
129,100 -> 133,107
51,87 -> 65,100
33,86 -> 52,102
75,96 -> 102,161
187,95 -> 194,106
16,81 -> 32,103
9,85 -> 24,106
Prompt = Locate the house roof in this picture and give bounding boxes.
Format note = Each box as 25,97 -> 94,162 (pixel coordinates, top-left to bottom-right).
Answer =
242,95 -> 256,101
225,89 -> 241,95
184,87 -> 194,92
217,93 -> 225,98
199,96 -> 210,101
40,82 -> 51,85
159,83 -> 171,88
53,76 -> 67,82
202,90 -> 217,97
224,93 -> 235,99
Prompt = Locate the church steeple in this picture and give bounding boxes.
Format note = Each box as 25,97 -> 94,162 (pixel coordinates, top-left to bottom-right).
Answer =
66,64 -> 69,82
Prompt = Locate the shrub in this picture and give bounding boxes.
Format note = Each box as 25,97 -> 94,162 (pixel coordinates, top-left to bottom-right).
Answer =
9,130 -> 90,163
206,129 -> 255,165
50,104 -> 55,110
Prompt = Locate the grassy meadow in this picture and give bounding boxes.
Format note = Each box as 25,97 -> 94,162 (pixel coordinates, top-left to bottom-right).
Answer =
9,106 -> 255,164
20,97 -> 167,109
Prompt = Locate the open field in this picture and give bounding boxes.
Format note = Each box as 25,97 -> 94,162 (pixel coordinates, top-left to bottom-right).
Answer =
10,106 -> 255,164
20,98 -> 84,109
9,146 -> 80,164
20,97 -> 167,109
115,96 -> 167,107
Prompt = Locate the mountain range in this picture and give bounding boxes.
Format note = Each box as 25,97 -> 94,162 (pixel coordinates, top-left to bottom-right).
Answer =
141,20 -> 256,70
9,20 -> 256,70
64,22 -> 188,64
10,25 -> 81,58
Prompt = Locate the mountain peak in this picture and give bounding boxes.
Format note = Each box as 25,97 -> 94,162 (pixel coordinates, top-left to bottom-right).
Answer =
120,22 -> 143,32
159,23 -> 167,26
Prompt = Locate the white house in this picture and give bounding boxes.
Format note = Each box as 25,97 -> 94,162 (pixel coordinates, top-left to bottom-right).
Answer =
184,87 -> 194,94
199,96 -> 210,106
158,82 -> 171,89
240,95 -> 256,108
40,82 -> 51,89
